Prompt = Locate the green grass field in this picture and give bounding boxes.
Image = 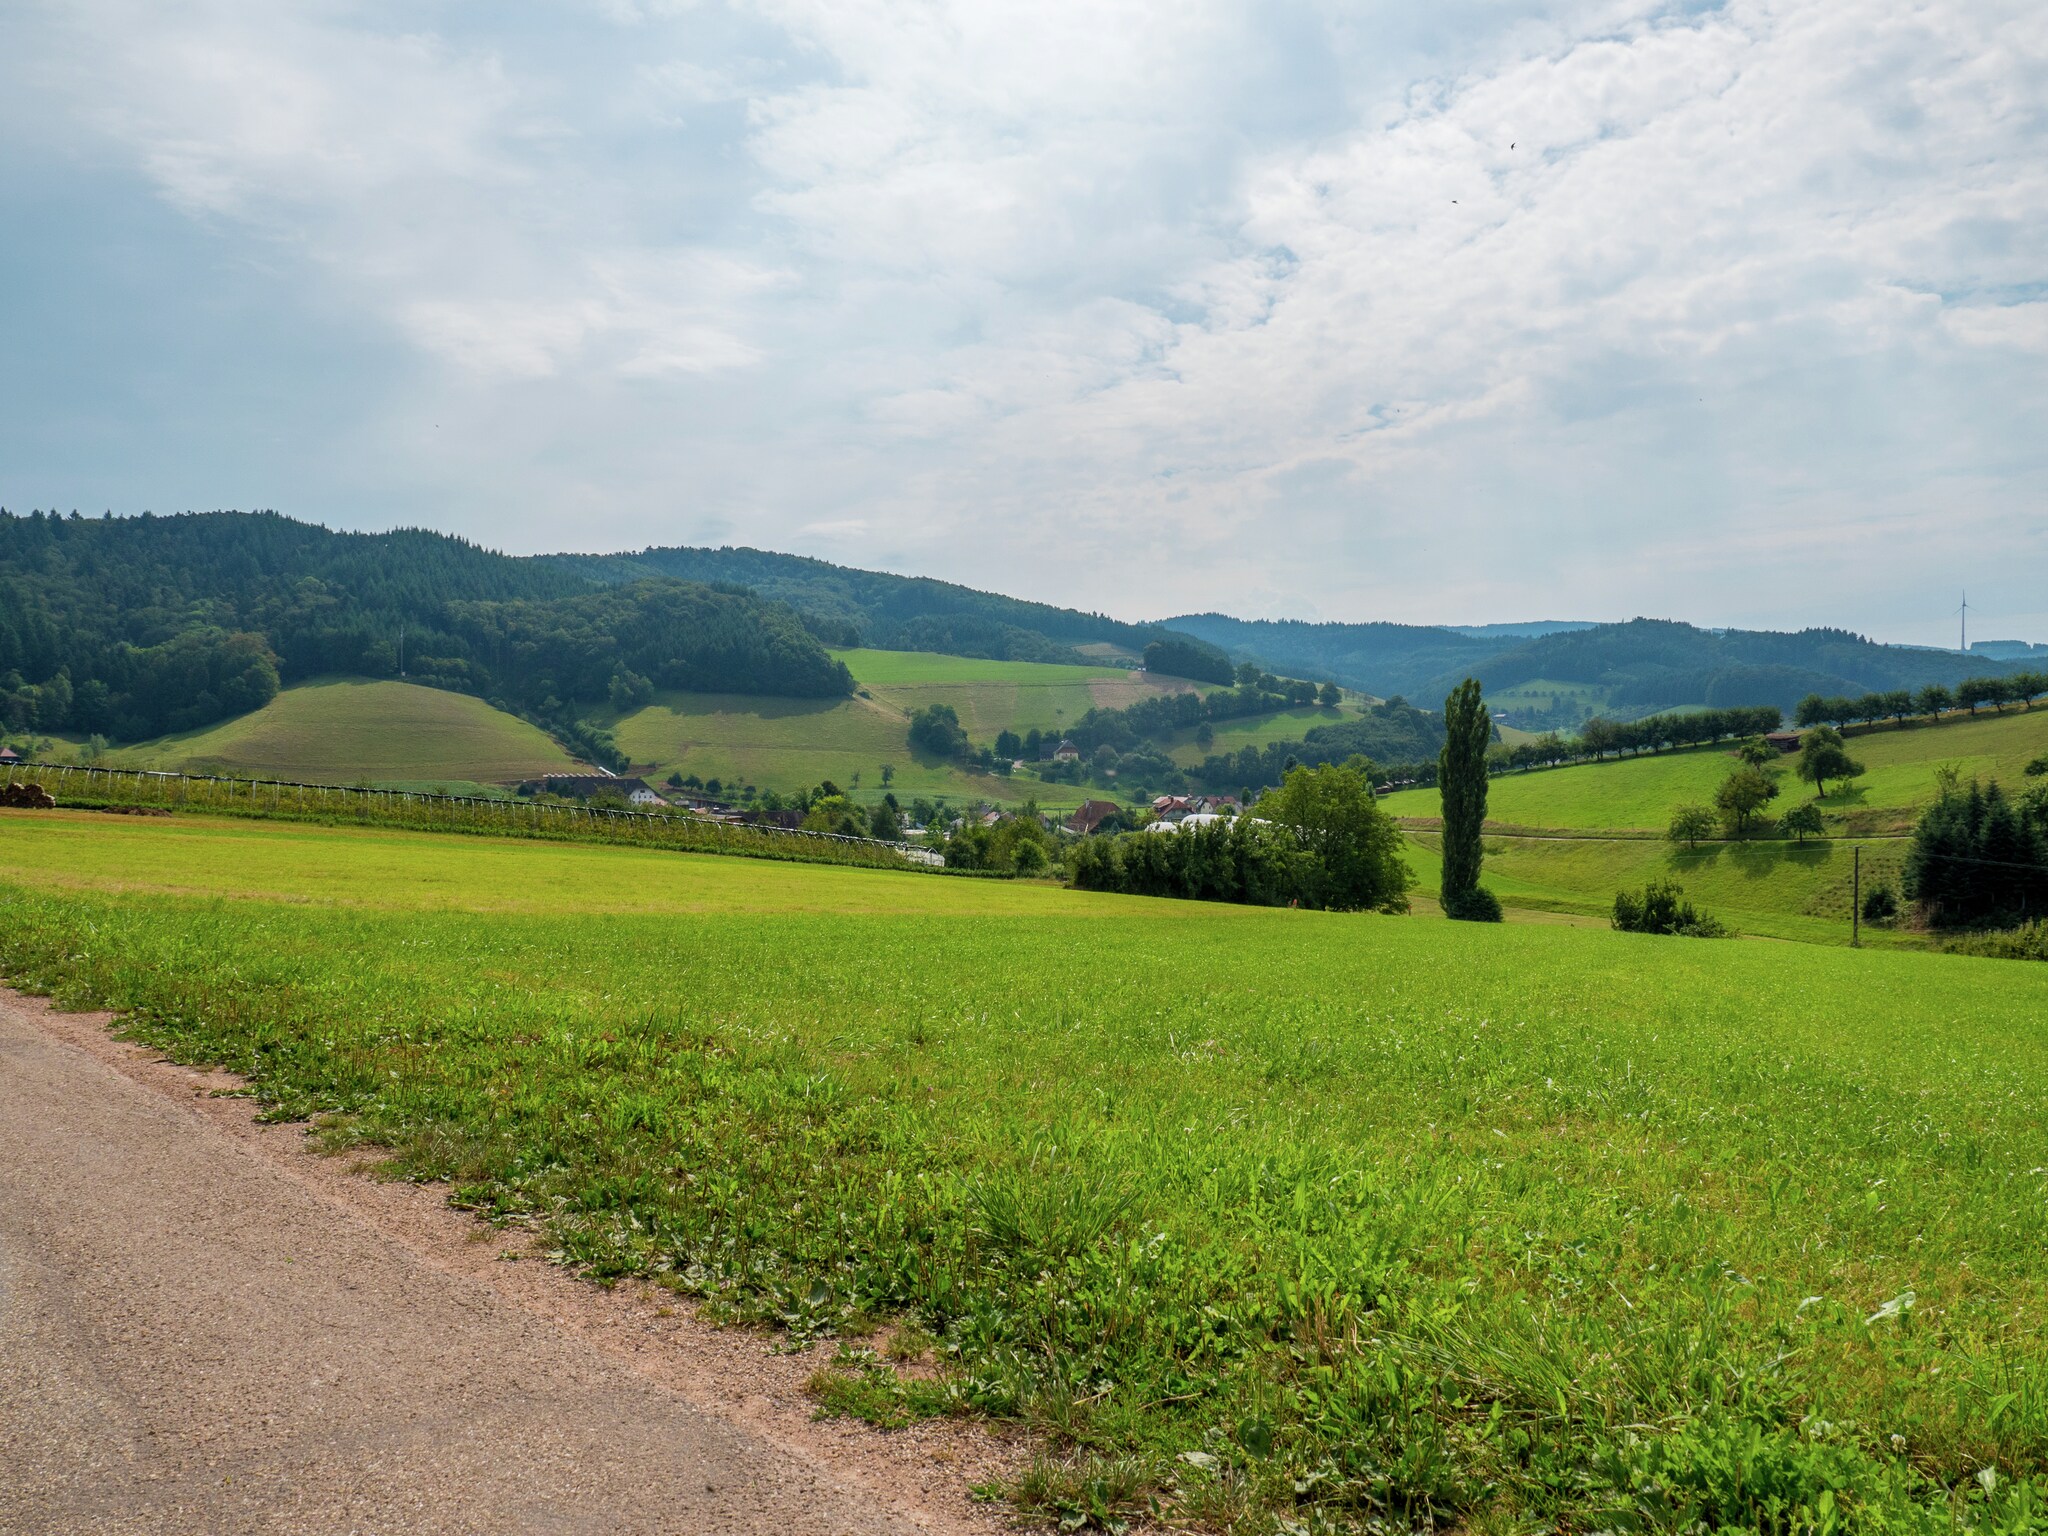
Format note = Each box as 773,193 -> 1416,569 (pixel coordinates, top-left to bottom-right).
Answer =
603,649 -> 1196,805
1162,705 -> 1348,768
1383,707 -> 2048,834
104,679 -> 579,789
5,812 -> 2046,1532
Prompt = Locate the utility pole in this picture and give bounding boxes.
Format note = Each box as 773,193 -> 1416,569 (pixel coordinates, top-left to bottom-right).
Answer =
1851,844 -> 1861,948
399,626 -> 406,679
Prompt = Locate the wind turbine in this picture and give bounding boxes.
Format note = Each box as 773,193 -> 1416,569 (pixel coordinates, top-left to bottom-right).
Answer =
1957,592 -> 1970,653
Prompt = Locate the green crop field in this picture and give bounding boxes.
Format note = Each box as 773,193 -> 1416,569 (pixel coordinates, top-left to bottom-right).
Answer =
5,811 -> 2046,1532
1383,707 -> 2048,834
104,678 -> 579,789
604,649 -> 1194,805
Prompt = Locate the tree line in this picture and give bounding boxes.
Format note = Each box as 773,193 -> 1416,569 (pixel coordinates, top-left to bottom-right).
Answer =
1067,761 -> 1411,911
1795,676 -> 2047,728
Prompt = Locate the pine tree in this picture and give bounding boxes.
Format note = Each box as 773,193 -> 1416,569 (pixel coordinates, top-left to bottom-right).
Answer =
1439,678 -> 1500,920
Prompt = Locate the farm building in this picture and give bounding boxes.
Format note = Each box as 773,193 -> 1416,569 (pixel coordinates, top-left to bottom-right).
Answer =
1763,731 -> 1804,754
1065,799 -> 1122,835
0,746 -> 20,765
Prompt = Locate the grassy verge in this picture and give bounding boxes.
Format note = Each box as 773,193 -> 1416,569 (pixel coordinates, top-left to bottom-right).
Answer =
3,817 -> 2046,1532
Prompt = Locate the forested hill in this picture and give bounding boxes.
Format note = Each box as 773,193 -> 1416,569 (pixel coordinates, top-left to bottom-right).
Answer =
0,511 -> 850,743
552,545 -> 1163,664
1435,619 -> 2016,714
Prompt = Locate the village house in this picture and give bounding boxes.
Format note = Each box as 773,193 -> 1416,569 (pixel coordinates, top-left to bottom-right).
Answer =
525,774 -> 667,806
1052,739 -> 1081,763
0,746 -> 20,767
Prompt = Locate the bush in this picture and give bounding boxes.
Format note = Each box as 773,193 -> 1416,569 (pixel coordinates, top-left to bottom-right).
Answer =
1613,881 -> 1729,937
1861,884 -> 1898,924
1442,885 -> 1503,922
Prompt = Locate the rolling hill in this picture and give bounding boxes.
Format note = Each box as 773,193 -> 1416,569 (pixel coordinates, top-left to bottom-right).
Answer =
105,679 -> 579,790
601,649 -> 1200,806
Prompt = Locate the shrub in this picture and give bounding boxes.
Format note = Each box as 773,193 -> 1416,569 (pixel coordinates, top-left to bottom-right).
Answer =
1861,884 -> 1898,923
1945,921 -> 2048,962
1613,881 -> 1729,937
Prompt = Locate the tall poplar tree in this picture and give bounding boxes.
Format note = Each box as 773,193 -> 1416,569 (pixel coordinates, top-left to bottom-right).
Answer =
1439,677 -> 1501,921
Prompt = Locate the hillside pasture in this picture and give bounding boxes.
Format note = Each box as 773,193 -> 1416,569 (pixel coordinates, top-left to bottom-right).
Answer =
106,679 -> 579,788
1383,704 -> 2048,833
606,649 -> 1198,804
4,815 -> 2047,1532
837,647 -> 1196,740
604,690 -> 1045,805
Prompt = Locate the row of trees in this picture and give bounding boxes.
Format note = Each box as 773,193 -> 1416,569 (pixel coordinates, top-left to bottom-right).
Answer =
1795,675 -> 2047,728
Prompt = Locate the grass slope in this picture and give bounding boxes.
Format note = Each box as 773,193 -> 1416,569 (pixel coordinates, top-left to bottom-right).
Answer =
1383,706 -> 2048,833
1400,830 -> 1914,944
107,679 -> 579,789
5,815 -> 2047,1532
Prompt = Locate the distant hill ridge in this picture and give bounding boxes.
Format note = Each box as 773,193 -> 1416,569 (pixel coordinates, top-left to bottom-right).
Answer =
1163,612 -> 2020,719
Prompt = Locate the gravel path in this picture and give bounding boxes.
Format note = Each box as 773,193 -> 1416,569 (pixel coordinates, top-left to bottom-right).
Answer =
0,989 -> 1020,1536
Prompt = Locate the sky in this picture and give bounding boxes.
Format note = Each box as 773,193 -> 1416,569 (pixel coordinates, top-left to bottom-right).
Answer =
2,0 -> 2044,647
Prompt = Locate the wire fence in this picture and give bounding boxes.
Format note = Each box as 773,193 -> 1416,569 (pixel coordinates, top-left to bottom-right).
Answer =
2,763 -> 944,873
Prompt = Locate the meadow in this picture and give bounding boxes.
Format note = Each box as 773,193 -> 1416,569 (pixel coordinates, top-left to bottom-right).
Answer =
103,678 -> 578,790
1381,707 -> 2048,835
5,811 -> 2046,1533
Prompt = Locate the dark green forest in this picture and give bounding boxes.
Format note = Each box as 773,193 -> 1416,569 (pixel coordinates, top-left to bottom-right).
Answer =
0,511 -> 849,741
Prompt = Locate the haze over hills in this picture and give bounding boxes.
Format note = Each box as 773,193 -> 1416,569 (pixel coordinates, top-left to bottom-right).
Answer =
1165,611 -> 2020,727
